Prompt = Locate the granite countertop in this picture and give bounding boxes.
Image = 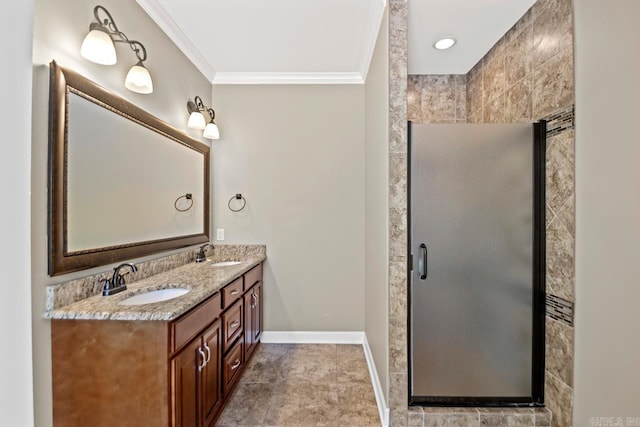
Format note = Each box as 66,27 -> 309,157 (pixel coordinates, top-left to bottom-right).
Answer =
44,254 -> 265,321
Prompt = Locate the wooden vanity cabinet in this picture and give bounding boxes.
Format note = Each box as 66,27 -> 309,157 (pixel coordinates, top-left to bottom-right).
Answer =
51,262 -> 263,427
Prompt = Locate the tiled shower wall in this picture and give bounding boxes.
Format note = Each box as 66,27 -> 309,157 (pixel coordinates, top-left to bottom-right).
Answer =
388,0 -> 409,425
395,0 -> 575,425
407,75 -> 466,123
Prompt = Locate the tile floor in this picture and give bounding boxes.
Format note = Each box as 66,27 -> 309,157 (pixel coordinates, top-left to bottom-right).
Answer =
216,343 -> 381,427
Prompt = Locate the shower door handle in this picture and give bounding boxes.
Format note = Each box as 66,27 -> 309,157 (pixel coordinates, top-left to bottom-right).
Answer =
418,243 -> 427,280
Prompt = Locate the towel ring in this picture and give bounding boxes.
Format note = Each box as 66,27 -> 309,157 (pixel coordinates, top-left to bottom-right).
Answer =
174,193 -> 193,212
228,194 -> 246,212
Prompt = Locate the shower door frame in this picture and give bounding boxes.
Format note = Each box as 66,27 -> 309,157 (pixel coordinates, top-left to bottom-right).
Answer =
407,121 -> 547,407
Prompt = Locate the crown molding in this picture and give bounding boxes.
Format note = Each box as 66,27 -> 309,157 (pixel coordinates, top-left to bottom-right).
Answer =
212,72 -> 364,85
136,0 -> 217,82
359,0 -> 387,82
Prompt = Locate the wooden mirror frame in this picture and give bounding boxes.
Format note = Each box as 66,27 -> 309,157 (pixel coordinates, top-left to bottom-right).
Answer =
48,61 -> 210,276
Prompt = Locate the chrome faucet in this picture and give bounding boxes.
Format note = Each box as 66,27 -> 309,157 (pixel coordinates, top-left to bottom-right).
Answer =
196,243 -> 213,263
103,263 -> 138,296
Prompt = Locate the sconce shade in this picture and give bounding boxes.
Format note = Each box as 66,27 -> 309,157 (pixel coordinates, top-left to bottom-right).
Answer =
188,112 -> 206,130
203,122 -> 220,140
125,62 -> 153,94
80,28 -> 117,65
187,96 -> 221,140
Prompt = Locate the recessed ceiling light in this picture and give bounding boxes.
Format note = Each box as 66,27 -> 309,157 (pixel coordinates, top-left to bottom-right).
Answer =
434,38 -> 456,50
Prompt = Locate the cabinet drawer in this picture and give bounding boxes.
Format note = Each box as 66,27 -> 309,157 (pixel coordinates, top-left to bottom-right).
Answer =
222,299 -> 243,352
222,277 -> 243,310
223,335 -> 244,395
171,293 -> 221,354
244,263 -> 262,289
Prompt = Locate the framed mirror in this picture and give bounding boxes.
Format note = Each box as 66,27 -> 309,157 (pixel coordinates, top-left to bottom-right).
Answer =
48,61 -> 210,276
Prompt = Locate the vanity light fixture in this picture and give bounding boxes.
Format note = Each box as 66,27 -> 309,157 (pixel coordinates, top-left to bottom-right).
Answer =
434,37 -> 457,50
80,5 -> 154,94
187,96 -> 220,140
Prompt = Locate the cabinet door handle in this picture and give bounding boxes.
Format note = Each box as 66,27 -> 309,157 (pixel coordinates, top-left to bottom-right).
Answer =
203,342 -> 211,364
230,289 -> 240,296
197,347 -> 206,371
231,359 -> 241,370
251,293 -> 257,308
230,320 -> 240,329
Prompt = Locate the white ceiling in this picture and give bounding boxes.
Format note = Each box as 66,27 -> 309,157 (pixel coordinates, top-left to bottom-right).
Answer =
137,0 -> 385,84
137,0 -> 536,84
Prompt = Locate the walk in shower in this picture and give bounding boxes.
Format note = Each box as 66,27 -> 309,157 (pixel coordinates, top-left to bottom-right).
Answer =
409,122 -> 546,406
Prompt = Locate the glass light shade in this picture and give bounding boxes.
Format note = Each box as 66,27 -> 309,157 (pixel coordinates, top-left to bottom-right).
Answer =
203,122 -> 220,140
188,112 -> 206,130
434,38 -> 456,50
80,29 -> 117,65
125,63 -> 153,94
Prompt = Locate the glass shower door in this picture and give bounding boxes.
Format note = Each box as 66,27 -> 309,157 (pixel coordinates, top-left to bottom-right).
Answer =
409,123 -> 545,405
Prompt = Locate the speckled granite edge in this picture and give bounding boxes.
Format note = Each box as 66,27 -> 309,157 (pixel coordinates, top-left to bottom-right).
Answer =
214,244 -> 266,258
45,244 -> 267,314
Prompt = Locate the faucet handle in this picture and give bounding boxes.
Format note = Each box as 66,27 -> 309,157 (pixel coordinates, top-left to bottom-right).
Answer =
116,271 -> 131,286
196,243 -> 213,263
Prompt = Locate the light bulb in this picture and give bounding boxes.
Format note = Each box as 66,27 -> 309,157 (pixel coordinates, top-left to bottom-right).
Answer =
203,122 -> 220,140
80,29 -> 117,65
434,38 -> 456,50
188,112 -> 206,130
125,62 -> 153,94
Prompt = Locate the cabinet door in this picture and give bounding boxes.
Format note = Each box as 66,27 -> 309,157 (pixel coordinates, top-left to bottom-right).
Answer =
254,282 -> 263,342
202,321 -> 222,427
244,289 -> 255,359
172,338 -> 202,427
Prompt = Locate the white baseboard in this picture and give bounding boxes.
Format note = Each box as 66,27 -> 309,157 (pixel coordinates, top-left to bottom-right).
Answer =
363,334 -> 390,427
260,331 -> 389,426
260,331 -> 365,344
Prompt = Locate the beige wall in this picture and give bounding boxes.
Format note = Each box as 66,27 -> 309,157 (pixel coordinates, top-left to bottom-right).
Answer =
210,84 -> 365,332
30,0 -> 212,425
573,0 -> 640,424
365,6 -> 389,404
0,0 -> 34,424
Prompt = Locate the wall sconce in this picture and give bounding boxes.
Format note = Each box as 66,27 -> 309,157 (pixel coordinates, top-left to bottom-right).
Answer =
187,96 -> 220,140
80,5 -> 154,94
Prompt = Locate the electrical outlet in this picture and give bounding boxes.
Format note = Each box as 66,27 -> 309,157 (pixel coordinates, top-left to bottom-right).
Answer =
216,229 -> 224,241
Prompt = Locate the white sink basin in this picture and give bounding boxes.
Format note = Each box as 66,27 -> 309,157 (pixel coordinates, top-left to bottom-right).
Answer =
210,261 -> 242,267
119,288 -> 190,306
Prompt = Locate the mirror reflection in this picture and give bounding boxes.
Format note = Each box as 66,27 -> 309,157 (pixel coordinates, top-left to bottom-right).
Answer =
48,62 -> 210,275
66,93 -> 204,251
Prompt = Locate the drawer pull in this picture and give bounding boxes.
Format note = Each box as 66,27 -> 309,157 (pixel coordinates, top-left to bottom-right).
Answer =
197,347 -> 206,371
230,320 -> 240,329
231,359 -> 241,370
230,289 -> 240,296
204,342 -> 211,364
